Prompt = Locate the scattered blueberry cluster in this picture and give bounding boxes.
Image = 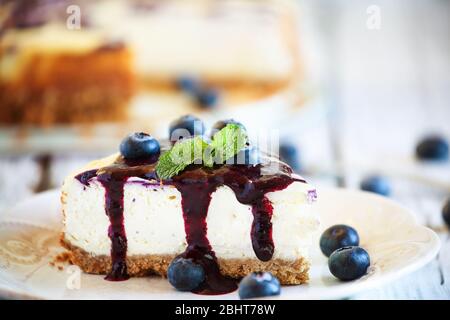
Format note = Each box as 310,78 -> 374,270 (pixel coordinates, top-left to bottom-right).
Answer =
167,255 -> 281,299
168,223 -> 371,297
358,135 -> 449,198
168,115 -> 246,140
320,225 -> 370,281
176,76 -> 220,109
119,115 -> 261,166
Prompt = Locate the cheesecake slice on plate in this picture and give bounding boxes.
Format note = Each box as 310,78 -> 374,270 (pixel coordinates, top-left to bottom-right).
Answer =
60,118 -> 319,294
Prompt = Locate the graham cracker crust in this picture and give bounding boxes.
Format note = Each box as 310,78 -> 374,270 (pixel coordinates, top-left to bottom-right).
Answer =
61,237 -> 309,285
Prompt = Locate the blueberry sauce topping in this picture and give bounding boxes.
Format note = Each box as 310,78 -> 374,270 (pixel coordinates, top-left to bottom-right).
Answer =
75,146 -> 306,293
96,173 -> 129,281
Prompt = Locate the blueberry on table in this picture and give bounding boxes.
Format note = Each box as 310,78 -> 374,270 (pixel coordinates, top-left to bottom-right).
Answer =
167,257 -> 205,291
416,135 -> 449,161
169,114 -> 205,141
328,246 -> 370,281
320,224 -> 360,257
175,76 -> 199,94
360,175 -> 391,196
279,142 -> 301,172
238,272 -> 281,299
443,198 -> 450,228
233,146 -> 261,165
119,132 -> 160,160
196,88 -> 220,108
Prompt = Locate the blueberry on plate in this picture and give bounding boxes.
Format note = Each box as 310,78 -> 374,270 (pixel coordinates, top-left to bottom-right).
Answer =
175,76 -> 199,94
320,224 -> 360,257
360,175 -> 391,196
119,132 -> 160,160
328,246 -> 370,281
169,114 -> 205,141
279,142 -> 301,172
211,119 -> 246,134
238,272 -> 281,299
233,146 -> 260,165
443,198 -> 450,228
416,135 -> 449,161
167,257 -> 205,291
196,88 -> 220,108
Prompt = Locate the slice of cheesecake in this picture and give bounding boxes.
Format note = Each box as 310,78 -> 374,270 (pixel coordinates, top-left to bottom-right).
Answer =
61,150 -> 318,293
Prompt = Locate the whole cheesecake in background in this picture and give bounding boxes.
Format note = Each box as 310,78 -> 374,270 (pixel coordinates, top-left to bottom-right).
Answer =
91,0 -> 301,91
0,0 -> 135,126
60,118 -> 319,294
0,0 -> 302,126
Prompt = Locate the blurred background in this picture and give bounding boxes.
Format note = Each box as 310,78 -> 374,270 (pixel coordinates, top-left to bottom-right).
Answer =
0,0 -> 449,298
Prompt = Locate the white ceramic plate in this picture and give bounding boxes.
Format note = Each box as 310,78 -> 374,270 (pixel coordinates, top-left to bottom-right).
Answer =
0,188 -> 440,300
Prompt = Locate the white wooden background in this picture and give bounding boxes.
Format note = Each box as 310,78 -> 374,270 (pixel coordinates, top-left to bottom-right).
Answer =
0,0 -> 449,299
299,0 -> 450,299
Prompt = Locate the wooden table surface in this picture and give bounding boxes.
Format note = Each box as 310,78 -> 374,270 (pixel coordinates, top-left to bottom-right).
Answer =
0,0 -> 449,299
300,0 -> 450,299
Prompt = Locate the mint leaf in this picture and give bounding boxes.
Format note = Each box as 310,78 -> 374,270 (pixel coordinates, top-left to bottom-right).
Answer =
155,151 -> 186,180
210,124 -> 248,165
155,124 -> 248,179
156,136 -> 209,179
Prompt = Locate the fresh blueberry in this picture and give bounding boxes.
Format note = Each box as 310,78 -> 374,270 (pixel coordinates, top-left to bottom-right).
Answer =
360,175 -> 391,196
416,135 -> 449,161
238,272 -> 281,299
320,224 -> 360,257
196,88 -> 220,108
167,257 -> 205,291
443,198 -> 450,228
233,146 -> 260,165
119,132 -> 160,160
175,76 -> 199,94
169,114 -> 205,141
328,246 -> 370,281
212,119 -> 246,133
279,142 -> 301,172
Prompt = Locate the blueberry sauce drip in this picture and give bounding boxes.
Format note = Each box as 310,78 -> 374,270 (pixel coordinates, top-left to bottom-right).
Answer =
250,197 -> 274,261
75,162 -> 158,281
75,154 -> 305,294
172,178 -> 236,295
75,168 -> 130,281
96,173 -> 129,281
76,169 -> 97,186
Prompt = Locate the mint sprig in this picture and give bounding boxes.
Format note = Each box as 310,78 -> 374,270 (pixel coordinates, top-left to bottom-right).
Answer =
156,124 -> 248,179
156,135 -> 209,179
210,124 -> 248,165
